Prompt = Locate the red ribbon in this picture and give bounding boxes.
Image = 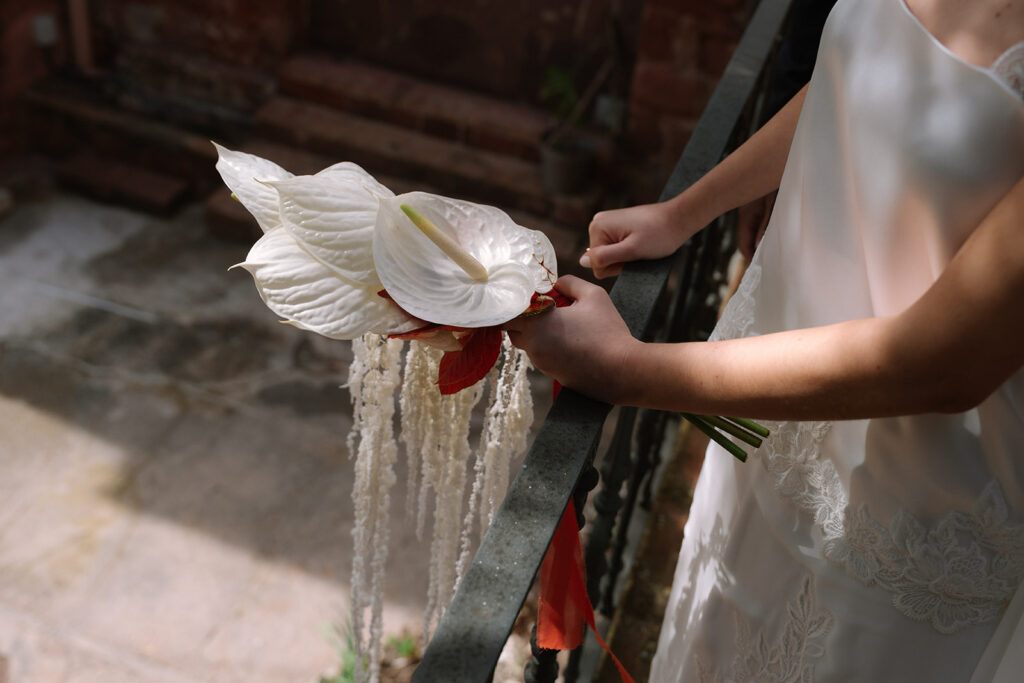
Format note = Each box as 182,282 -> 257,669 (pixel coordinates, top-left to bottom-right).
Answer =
536,505 -> 634,682
538,322 -> 632,682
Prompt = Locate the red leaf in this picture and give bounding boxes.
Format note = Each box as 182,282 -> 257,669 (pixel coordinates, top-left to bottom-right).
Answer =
390,324 -> 471,352
437,326 -> 503,395
550,290 -> 574,308
522,293 -> 556,317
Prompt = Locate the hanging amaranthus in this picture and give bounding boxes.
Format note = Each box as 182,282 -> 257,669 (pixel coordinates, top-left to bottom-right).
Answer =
346,334 -> 404,682
349,336 -> 535,666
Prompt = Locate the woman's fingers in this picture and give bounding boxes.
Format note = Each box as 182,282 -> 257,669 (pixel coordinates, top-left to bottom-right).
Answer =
581,241 -> 636,278
552,274 -> 595,300
499,274 -> 641,404
583,215 -> 629,277
583,202 -> 690,277
504,276 -> 592,335
580,249 -> 625,279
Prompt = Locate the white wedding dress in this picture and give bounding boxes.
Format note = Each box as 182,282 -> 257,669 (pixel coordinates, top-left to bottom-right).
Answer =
649,0 -> 1024,680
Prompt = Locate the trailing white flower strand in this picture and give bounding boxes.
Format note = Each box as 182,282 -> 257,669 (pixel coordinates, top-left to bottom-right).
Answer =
480,337 -> 534,531
347,333 -> 536,682
455,339 -> 535,586
346,334 -> 404,683
398,342 -> 443,535
422,381 -> 484,641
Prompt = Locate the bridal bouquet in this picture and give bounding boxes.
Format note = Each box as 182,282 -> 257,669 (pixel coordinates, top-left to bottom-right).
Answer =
215,143 -> 564,681
214,143 -> 765,681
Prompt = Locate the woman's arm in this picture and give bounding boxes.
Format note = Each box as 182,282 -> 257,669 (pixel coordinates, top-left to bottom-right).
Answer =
584,85 -> 808,278
508,176 -> 1024,419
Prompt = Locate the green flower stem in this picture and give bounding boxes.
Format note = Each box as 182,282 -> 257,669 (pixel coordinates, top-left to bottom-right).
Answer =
723,416 -> 771,438
699,414 -> 763,448
682,413 -> 748,463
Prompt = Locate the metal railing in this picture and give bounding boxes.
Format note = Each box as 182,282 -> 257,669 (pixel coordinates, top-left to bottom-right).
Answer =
412,0 -> 794,679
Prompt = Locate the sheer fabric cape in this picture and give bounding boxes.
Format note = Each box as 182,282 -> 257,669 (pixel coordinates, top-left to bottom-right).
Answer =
649,0 -> 1024,680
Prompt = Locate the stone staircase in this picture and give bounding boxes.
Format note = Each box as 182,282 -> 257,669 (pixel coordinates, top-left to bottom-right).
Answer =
22,78 -> 219,214
24,52 -> 608,274
277,55 -> 552,161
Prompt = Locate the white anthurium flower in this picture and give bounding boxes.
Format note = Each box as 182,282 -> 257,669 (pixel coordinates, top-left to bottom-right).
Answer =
216,144 -> 421,338
232,228 -> 420,339
374,191 -> 557,328
214,144 -> 558,341
269,168 -> 392,288
213,142 -> 293,233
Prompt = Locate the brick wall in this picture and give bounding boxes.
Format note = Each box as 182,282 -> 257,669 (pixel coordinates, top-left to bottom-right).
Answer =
307,0 -> 643,102
94,0 -> 303,70
90,1 -> 301,133
626,0 -> 756,196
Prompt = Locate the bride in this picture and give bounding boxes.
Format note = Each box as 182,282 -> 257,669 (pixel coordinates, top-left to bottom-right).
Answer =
504,0 -> 1024,679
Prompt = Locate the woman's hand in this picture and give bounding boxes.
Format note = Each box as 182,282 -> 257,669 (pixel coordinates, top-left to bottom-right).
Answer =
503,276 -> 642,404
580,86 -> 808,279
582,202 -> 694,279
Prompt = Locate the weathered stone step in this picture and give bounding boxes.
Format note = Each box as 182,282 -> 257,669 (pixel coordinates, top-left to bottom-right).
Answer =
254,97 -> 599,227
57,152 -> 188,214
23,80 -> 221,197
114,42 -> 275,118
102,42 -> 278,142
204,141 -> 586,273
278,55 -> 555,162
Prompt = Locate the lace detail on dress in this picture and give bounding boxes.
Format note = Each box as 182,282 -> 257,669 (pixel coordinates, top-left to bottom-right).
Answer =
756,418 -> 1024,633
709,260 -> 761,343
825,481 -> 1024,633
991,42 -> 1024,100
697,576 -> 834,683
758,420 -> 838,524
711,262 -> 1024,634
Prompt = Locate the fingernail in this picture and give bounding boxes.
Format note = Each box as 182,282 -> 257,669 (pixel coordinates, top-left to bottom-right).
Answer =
579,253 -> 592,268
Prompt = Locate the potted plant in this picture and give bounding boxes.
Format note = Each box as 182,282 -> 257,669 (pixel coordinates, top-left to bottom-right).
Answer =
538,65 -> 608,195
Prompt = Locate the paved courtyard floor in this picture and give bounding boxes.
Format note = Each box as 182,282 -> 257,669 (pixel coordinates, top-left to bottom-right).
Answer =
0,192 -> 545,682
